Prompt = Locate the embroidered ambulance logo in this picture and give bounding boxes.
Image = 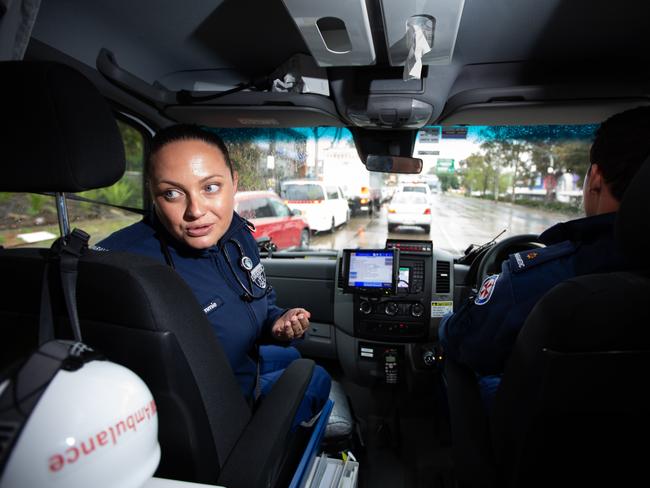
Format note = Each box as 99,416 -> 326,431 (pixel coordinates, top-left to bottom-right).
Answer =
251,262 -> 267,289
475,274 -> 499,305
526,252 -> 538,260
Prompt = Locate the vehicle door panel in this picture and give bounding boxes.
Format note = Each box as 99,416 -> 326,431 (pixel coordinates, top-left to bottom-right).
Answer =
263,258 -> 337,359
269,198 -> 298,247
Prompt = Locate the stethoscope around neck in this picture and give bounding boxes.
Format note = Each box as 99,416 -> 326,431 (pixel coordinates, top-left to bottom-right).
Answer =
156,233 -> 271,303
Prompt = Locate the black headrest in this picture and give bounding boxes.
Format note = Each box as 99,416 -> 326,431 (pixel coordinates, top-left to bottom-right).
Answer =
615,155 -> 650,268
0,61 -> 125,192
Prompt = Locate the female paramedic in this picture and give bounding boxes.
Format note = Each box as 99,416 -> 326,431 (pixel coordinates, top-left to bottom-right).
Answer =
96,124 -> 331,428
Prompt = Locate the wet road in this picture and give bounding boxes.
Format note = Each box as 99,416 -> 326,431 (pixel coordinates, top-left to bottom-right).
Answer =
310,194 -> 581,255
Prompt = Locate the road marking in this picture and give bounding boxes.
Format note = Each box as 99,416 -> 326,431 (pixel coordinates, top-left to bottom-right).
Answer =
432,218 -> 463,255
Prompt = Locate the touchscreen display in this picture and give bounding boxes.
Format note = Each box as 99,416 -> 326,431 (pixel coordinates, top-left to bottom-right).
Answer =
398,267 -> 410,288
348,251 -> 394,288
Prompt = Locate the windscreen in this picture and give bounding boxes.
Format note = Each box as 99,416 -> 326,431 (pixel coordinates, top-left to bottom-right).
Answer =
0,123 -> 599,255
393,193 -> 428,205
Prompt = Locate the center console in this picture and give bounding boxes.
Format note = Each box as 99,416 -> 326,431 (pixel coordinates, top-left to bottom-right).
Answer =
334,239 -> 453,387
340,240 -> 433,343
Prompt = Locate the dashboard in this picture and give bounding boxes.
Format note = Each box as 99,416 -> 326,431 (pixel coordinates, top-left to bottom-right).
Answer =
333,239 -> 455,385
263,238 -> 459,387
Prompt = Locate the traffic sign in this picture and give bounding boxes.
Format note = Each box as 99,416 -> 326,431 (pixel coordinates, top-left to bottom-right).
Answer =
418,127 -> 440,143
441,127 -> 468,139
436,158 -> 455,173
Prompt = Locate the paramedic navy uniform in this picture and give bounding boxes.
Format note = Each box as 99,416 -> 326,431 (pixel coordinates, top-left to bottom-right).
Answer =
438,212 -> 629,408
96,212 -> 331,427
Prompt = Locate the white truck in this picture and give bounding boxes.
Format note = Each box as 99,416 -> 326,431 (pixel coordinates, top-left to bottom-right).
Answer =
321,146 -> 383,216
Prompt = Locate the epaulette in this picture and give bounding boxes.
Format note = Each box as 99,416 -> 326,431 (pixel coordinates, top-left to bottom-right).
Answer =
508,240 -> 576,274
242,217 -> 256,232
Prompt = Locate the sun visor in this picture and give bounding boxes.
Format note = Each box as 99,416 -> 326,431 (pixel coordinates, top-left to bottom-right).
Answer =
280,0 -> 375,67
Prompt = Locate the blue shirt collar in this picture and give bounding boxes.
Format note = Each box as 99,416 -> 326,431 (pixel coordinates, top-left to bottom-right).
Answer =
539,212 -> 617,245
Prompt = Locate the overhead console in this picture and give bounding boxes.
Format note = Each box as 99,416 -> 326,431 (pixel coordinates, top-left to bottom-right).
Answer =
281,0 -> 466,129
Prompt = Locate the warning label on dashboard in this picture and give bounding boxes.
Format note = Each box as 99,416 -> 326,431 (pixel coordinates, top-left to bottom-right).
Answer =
431,301 -> 453,318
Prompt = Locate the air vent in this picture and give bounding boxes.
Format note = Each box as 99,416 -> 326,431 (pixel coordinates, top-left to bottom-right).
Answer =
337,257 -> 345,289
435,261 -> 451,293
0,420 -> 20,463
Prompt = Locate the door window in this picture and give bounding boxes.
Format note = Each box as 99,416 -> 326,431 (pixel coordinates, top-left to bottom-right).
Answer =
252,198 -> 274,218
326,187 -> 339,200
269,199 -> 291,217
0,118 -> 145,248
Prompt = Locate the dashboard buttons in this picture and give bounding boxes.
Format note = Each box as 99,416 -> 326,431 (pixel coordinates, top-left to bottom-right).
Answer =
385,302 -> 399,316
359,300 -> 373,315
422,349 -> 436,367
410,302 -> 424,317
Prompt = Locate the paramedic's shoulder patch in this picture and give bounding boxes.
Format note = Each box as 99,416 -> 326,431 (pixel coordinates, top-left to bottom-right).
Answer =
508,240 -> 575,274
475,274 -> 499,305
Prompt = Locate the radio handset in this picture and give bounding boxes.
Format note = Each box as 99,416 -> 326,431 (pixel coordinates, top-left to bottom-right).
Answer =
383,348 -> 399,384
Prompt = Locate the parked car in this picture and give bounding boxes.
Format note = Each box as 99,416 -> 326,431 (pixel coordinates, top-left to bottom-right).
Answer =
280,180 -> 349,233
387,191 -> 432,233
234,191 -> 310,250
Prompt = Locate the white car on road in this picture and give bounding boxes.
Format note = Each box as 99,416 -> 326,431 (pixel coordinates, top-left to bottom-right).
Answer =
387,191 -> 432,233
280,180 -> 349,233
398,183 -> 433,204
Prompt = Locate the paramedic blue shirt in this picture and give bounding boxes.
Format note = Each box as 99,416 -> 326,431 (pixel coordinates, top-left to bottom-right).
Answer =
96,212 -> 332,429
438,212 -> 629,408
96,212 -> 285,398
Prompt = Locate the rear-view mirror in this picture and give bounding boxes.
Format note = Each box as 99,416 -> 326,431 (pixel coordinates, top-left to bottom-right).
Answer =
366,155 -> 423,174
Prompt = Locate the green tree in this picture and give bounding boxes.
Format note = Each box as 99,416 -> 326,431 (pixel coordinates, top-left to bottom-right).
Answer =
229,141 -> 265,191
460,153 -> 494,196
480,140 -> 510,201
437,173 -> 460,192
117,120 -> 144,172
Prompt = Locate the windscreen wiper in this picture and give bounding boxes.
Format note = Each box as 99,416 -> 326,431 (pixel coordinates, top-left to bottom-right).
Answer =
457,229 -> 506,265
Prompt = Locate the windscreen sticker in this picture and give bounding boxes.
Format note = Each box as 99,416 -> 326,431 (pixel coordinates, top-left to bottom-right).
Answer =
431,301 -> 453,318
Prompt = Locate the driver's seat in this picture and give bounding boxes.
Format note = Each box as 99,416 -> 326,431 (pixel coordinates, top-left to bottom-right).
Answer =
444,157 -> 650,487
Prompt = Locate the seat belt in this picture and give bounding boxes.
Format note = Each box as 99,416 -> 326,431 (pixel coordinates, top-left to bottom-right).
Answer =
38,228 -> 90,344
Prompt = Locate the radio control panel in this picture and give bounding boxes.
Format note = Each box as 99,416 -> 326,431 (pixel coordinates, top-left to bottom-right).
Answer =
353,253 -> 432,342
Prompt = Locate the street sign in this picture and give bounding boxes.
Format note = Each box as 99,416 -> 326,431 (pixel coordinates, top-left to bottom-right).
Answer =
418,150 -> 440,155
418,127 -> 440,143
436,158 -> 455,173
441,127 -> 468,139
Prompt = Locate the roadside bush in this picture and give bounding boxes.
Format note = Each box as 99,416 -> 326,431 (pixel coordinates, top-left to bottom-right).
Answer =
99,180 -> 139,207
27,194 -> 56,217
515,198 -> 581,214
467,194 -> 581,216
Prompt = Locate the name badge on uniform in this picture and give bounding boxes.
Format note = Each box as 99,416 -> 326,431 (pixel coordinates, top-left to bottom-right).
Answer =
250,262 -> 267,289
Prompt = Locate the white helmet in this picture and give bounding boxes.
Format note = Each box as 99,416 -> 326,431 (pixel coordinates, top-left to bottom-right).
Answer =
0,341 -> 160,488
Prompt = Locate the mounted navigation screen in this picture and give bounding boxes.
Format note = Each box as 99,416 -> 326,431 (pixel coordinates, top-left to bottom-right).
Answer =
343,249 -> 399,295
398,267 -> 410,289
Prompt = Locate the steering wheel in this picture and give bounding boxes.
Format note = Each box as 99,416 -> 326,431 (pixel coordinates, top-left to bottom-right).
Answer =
476,234 -> 546,287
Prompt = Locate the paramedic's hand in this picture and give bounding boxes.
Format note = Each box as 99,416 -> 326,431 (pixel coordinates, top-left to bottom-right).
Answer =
272,308 -> 311,340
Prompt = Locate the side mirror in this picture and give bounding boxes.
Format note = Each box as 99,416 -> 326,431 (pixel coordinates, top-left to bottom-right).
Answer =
366,155 -> 423,174
256,236 -> 277,254
291,208 -> 302,217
